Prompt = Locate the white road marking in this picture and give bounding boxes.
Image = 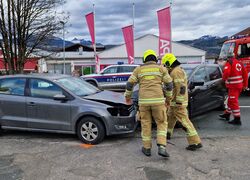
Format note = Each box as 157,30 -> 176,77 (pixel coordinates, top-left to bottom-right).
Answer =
240,106 -> 250,108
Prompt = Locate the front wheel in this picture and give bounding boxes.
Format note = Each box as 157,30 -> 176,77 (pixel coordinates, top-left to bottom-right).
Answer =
77,117 -> 105,144
0,126 -> 3,135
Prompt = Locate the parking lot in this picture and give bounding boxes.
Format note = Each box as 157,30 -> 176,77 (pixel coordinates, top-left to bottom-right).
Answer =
0,95 -> 250,180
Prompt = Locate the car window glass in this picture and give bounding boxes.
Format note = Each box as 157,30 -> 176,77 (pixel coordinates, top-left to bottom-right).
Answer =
30,79 -> 63,98
0,78 -> 26,96
206,67 -> 222,81
193,68 -> 207,82
238,43 -> 250,58
119,66 -> 136,73
102,67 -> 117,74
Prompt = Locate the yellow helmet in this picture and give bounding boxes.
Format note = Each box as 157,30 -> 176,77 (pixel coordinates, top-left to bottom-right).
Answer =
143,49 -> 157,62
162,53 -> 177,67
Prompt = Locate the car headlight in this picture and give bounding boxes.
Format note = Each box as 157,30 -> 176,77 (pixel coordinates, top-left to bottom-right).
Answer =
107,105 -> 134,117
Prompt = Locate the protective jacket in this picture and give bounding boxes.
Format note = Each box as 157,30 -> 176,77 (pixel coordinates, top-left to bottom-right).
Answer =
169,66 -> 188,107
124,61 -> 172,106
223,58 -> 248,89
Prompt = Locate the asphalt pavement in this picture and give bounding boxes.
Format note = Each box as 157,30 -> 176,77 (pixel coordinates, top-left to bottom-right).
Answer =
0,95 -> 250,180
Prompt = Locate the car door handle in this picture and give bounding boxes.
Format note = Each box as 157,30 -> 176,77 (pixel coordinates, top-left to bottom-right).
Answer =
27,102 -> 36,106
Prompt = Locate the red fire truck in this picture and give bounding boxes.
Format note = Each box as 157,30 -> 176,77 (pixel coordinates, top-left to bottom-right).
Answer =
219,35 -> 250,88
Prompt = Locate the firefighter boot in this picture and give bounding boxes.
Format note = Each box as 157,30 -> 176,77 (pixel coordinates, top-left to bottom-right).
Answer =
186,143 -> 203,151
158,145 -> 170,158
228,117 -> 242,125
141,147 -> 151,156
219,113 -> 230,121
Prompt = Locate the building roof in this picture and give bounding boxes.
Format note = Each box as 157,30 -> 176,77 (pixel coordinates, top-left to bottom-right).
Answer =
98,34 -> 206,59
233,27 -> 250,37
48,51 -> 95,59
63,43 -> 105,52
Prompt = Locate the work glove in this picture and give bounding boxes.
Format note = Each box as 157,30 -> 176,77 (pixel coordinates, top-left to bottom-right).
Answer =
125,98 -> 133,105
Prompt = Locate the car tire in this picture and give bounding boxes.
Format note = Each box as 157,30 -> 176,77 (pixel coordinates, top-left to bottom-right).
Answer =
0,126 -> 3,135
77,117 -> 105,144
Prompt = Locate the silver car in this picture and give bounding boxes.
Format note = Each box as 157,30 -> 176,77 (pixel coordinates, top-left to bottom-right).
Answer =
0,74 -> 136,144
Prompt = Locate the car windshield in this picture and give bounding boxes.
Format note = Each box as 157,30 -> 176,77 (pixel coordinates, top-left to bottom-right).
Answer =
183,68 -> 193,77
55,77 -> 100,97
219,42 -> 235,59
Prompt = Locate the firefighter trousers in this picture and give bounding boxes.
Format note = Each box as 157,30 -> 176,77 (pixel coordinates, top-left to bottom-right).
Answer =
225,88 -> 242,117
139,104 -> 167,149
167,106 -> 201,145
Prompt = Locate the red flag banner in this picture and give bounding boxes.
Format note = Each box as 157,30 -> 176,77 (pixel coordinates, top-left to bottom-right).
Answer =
85,12 -> 100,73
122,25 -> 134,64
157,7 -> 171,59
85,12 -> 95,45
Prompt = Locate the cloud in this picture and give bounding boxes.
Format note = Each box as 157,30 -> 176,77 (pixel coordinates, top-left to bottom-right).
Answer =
62,0 -> 250,44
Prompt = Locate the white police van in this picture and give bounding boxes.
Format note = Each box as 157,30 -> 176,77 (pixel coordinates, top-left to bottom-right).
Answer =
81,64 -> 138,91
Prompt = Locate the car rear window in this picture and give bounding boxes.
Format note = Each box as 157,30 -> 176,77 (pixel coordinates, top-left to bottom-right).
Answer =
0,78 -> 26,96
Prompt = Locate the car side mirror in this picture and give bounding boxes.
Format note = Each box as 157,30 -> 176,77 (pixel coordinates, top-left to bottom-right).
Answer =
53,94 -> 68,101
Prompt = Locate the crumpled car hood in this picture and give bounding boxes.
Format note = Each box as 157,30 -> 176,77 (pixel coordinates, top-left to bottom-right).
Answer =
83,90 -> 126,106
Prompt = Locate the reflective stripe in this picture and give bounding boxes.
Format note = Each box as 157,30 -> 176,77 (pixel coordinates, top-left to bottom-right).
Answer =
165,91 -> 173,97
124,90 -> 132,97
229,96 -> 235,98
139,98 -> 165,104
228,76 -> 242,80
141,68 -> 160,73
129,75 -> 138,82
142,136 -> 151,141
233,112 -> 241,116
144,76 -> 155,80
157,131 -> 167,137
176,96 -> 185,102
187,130 -> 198,137
138,72 -> 162,77
226,79 -> 243,84
232,109 -> 240,112
174,79 -> 184,83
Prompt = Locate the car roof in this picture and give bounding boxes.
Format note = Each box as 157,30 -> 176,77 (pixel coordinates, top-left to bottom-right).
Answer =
181,63 -> 220,69
0,73 -> 71,80
105,64 -> 139,68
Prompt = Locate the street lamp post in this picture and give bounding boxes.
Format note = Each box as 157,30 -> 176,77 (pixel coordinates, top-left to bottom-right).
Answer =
60,21 -> 66,74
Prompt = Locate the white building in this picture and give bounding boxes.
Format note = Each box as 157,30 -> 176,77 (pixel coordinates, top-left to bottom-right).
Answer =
98,34 -> 206,65
44,34 -> 206,75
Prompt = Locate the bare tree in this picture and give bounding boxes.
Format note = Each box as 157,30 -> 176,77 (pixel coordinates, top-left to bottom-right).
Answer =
0,0 -> 66,74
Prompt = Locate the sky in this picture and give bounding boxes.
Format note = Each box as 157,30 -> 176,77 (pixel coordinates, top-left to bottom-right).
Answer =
61,0 -> 250,45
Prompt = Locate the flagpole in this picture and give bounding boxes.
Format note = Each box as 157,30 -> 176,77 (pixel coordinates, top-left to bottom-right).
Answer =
170,0 -> 173,53
132,2 -> 135,64
93,3 -> 98,73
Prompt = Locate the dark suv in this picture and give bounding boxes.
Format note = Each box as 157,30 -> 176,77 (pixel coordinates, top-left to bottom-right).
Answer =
132,64 -> 227,117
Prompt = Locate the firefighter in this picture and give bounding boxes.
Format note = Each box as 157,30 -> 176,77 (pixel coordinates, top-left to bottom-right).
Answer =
219,56 -> 248,125
162,53 -> 202,151
124,49 -> 173,157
